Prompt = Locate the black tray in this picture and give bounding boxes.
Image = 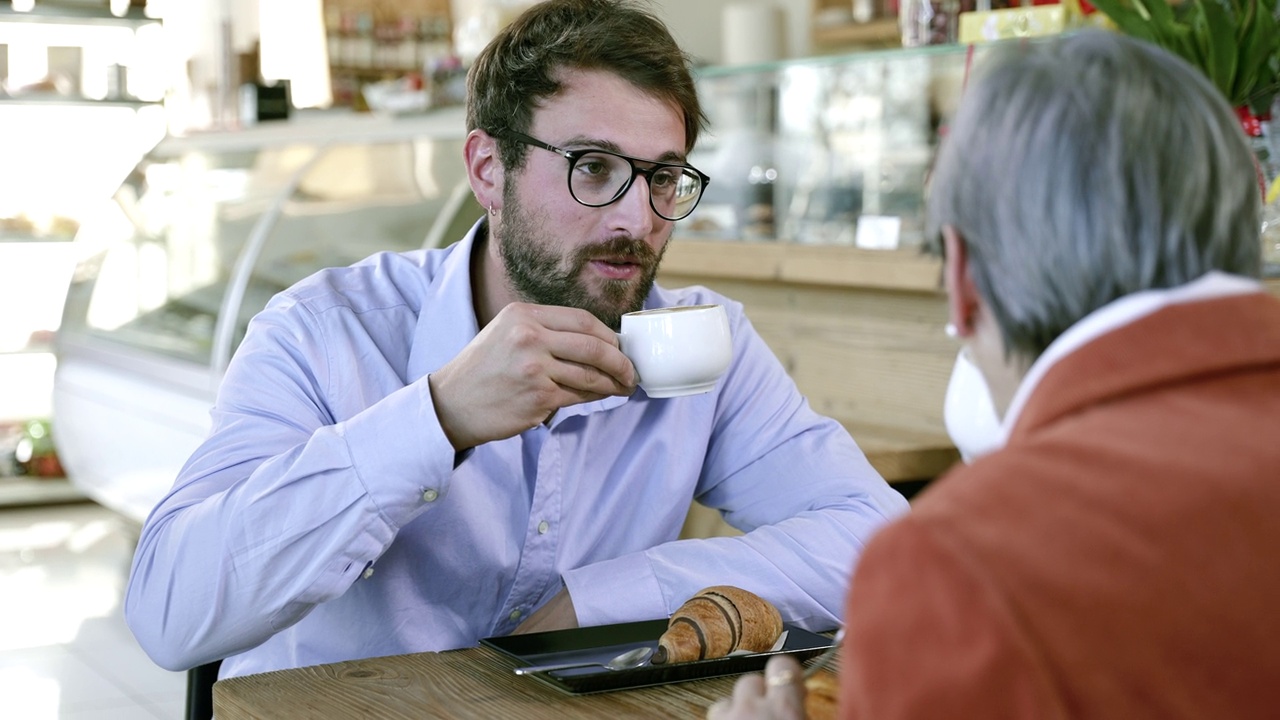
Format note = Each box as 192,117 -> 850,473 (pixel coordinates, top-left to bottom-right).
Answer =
481,619 -> 834,695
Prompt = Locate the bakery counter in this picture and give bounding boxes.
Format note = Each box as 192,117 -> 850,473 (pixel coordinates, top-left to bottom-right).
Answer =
661,239 -> 943,292
661,239 -> 957,540
660,238 -> 954,441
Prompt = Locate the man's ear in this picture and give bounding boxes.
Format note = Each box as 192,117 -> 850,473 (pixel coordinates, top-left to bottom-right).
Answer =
464,129 -> 504,214
942,225 -> 981,338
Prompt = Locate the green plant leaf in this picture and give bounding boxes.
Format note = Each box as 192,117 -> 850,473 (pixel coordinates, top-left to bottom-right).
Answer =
1090,0 -> 1280,111
1233,0 -> 1268,102
1243,7 -> 1280,110
1138,0 -> 1177,26
1200,0 -> 1240,100
1088,0 -> 1163,39
1178,4 -> 1211,70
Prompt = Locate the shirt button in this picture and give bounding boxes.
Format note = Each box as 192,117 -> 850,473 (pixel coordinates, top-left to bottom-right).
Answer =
537,520 -> 549,534
422,488 -> 439,503
362,565 -> 375,580
509,609 -> 522,622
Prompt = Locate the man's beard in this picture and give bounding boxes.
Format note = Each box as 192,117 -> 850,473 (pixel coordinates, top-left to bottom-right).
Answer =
497,186 -> 665,330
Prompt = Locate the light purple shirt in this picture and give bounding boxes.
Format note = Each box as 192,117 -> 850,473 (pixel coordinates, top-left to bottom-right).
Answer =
125,221 -> 907,678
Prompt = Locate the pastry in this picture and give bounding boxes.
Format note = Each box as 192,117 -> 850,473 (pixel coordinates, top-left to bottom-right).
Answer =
804,669 -> 839,720
651,585 -> 783,664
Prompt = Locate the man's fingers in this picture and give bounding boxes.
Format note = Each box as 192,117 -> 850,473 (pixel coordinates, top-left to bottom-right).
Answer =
764,656 -> 800,689
549,330 -> 635,387
733,673 -> 766,702
703,663 -> 804,720
547,357 -> 634,398
763,656 -> 805,718
501,303 -> 636,389
520,303 -> 619,343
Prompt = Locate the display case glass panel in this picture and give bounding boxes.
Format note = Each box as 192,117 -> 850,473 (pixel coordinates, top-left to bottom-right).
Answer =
230,135 -> 474,356
63,143 -> 321,366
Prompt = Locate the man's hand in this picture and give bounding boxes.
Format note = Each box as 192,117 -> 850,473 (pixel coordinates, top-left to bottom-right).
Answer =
706,656 -> 806,720
429,303 -> 636,451
513,587 -> 579,635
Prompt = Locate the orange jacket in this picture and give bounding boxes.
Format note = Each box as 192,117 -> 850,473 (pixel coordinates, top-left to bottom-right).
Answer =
841,291 -> 1280,719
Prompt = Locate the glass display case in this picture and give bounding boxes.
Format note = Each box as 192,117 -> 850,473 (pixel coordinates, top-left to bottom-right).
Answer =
0,1 -> 168,434
54,107 -> 482,521
686,42 -> 980,251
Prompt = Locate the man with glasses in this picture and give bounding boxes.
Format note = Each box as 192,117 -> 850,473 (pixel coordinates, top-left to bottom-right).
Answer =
125,0 -> 906,679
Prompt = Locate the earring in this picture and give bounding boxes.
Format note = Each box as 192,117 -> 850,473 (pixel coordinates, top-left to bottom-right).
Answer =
488,204 -> 496,216
945,322 -> 959,339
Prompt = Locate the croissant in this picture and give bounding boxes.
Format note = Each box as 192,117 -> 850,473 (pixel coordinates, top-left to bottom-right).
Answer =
804,669 -> 839,720
651,585 -> 783,664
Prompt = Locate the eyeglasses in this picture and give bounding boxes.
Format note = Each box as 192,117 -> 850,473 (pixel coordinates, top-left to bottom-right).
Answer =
496,129 -> 711,222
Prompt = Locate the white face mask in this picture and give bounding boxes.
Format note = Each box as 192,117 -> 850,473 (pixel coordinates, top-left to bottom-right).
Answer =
943,348 -> 1004,463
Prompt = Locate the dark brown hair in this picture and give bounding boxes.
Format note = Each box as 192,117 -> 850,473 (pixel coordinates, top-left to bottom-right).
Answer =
466,0 -> 706,170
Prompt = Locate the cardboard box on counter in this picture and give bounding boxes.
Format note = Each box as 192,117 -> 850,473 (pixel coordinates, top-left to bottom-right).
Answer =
958,5 -> 1067,43
957,0 -> 1113,44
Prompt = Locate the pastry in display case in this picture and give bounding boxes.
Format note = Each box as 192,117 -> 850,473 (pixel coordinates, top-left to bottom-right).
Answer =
53,108 -> 481,522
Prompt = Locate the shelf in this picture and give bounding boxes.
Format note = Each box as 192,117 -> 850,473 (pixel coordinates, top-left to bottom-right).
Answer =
813,17 -> 902,48
0,3 -> 155,27
0,94 -> 156,108
0,231 -> 75,242
330,65 -> 418,77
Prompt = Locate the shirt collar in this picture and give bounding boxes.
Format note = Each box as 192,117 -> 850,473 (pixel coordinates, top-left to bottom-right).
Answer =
406,219 -> 486,382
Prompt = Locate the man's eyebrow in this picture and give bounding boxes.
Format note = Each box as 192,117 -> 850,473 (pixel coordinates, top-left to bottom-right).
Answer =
561,135 -> 687,164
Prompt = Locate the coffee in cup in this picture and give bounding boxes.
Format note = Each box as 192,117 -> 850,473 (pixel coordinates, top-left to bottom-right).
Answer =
618,304 -> 732,398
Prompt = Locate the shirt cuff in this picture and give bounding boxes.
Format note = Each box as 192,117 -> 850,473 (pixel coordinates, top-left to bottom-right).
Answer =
339,380 -> 457,530
562,552 -> 669,627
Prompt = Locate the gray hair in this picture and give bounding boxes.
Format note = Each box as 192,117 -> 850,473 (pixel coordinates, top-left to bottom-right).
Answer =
927,30 -> 1262,361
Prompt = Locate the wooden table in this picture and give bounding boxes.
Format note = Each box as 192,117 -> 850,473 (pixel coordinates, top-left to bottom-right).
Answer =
213,646 -> 741,719
845,420 -> 959,484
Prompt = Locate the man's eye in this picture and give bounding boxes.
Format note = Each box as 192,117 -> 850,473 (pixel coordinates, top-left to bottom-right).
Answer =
575,156 -> 611,176
651,169 -> 679,188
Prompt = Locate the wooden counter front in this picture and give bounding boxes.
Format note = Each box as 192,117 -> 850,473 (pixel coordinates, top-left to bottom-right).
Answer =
660,238 -> 956,459
660,239 -> 958,539
661,241 -> 1280,477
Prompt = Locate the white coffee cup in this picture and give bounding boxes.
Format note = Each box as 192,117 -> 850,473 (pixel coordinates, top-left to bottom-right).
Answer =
618,304 -> 732,398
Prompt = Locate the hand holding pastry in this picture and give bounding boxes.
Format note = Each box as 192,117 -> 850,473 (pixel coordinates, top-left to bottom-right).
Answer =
705,655 -> 806,720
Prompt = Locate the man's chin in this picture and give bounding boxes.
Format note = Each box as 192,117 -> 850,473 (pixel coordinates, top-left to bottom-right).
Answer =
583,291 -> 648,329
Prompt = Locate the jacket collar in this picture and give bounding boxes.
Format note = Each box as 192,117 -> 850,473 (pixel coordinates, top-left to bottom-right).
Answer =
1009,289 -> 1280,444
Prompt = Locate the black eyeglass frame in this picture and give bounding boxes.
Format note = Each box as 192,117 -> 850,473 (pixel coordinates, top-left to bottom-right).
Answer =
494,128 -> 712,222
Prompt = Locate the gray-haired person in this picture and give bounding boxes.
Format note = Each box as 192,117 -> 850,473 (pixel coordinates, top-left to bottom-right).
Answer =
712,29 -> 1280,720
124,0 -> 906,679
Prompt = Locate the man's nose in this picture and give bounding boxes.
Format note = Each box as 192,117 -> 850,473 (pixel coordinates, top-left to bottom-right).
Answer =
607,173 -> 658,237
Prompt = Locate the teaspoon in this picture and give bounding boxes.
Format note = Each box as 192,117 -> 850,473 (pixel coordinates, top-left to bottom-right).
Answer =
513,645 -> 655,675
